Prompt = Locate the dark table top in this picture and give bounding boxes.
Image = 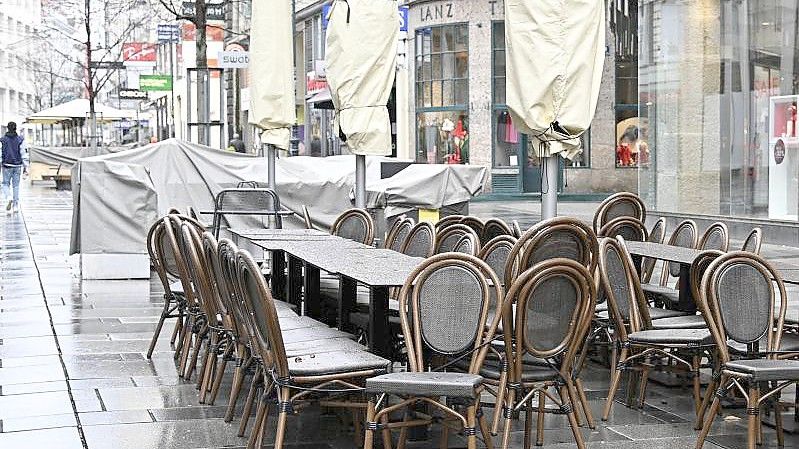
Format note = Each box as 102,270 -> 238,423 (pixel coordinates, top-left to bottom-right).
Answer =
231,228 -> 329,238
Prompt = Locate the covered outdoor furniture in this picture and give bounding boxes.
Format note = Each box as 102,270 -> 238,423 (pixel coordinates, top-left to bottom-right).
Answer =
209,188 -> 287,238
364,253 -> 503,449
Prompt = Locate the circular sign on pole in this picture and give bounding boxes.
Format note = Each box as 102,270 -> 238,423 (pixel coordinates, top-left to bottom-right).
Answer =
775,139 -> 786,165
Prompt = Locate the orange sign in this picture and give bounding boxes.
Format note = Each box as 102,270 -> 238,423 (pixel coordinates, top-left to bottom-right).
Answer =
181,23 -> 224,42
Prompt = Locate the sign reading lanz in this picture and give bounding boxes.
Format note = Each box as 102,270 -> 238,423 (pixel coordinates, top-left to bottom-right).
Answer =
419,1 -> 504,22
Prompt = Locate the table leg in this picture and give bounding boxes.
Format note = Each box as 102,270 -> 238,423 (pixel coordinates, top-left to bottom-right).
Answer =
271,250 -> 286,301
369,286 -> 391,358
288,256 -> 303,310
677,264 -> 696,313
304,263 -> 321,320
339,277 -> 357,332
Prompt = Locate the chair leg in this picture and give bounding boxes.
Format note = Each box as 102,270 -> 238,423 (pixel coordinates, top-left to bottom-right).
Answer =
478,410 -> 495,449
603,347 -> 628,420
695,377 -> 718,430
177,315 -> 194,372
170,307 -> 183,345
380,410 -> 393,449
199,334 -> 217,402
696,387 -> 724,449
364,398 -> 377,449
692,355 -> 702,416
522,398 -> 533,449
147,299 -> 172,358
439,420 -> 449,449
225,360 -> 246,422
247,392 -> 270,449
574,379 -> 596,429
397,410 -> 411,449
747,385 -> 760,449
208,343 -> 232,405
560,386 -> 586,449
273,387 -> 291,449
500,389 -> 516,449
238,369 -> 263,437
491,366 -> 509,435
184,331 -> 205,380
466,405 -> 478,449
535,393 -> 545,447
638,364 -> 651,409
775,392 -> 784,447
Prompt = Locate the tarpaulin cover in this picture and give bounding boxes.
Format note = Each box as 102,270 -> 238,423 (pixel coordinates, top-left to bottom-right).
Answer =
70,138 -> 486,256
325,0 -> 398,155
29,146 -> 128,167
248,0 -> 296,149
504,0 -> 604,159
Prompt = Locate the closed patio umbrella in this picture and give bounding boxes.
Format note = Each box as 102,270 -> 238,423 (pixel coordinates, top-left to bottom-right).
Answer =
505,0 -> 605,218
249,0 -> 297,190
325,0 -> 398,208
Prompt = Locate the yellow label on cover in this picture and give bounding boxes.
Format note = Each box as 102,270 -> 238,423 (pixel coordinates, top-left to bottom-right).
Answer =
418,209 -> 439,223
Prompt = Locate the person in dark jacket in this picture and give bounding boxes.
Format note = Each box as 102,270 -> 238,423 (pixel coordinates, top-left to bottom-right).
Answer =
227,133 -> 246,153
1,122 -> 29,214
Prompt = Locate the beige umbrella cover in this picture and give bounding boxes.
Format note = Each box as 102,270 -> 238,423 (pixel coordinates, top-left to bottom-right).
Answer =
248,0 -> 296,149
504,0 -> 605,159
325,0 -> 398,156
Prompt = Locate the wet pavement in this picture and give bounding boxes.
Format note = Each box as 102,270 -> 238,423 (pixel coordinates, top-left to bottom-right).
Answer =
0,183 -> 797,448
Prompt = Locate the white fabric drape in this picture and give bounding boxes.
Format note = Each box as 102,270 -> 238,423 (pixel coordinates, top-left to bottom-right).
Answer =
504,0 -> 605,159
325,0 -> 398,156
248,0 -> 296,150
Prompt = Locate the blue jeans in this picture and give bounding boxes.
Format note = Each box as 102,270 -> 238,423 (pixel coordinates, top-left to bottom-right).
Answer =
2,165 -> 22,205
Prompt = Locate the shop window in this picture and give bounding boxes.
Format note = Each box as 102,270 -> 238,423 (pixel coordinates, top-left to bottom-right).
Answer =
615,108 -> 648,167
415,24 -> 469,163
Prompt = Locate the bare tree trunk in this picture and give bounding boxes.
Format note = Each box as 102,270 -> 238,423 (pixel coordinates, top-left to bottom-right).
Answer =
195,0 -> 210,145
85,0 -> 98,153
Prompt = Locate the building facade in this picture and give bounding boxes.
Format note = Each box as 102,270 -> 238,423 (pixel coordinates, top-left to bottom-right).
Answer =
0,0 -> 43,135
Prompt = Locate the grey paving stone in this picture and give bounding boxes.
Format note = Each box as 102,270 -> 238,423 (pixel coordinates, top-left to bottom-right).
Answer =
0,426 -> 83,449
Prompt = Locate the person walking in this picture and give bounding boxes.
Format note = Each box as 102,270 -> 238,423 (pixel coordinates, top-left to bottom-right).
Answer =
1,122 -> 29,214
227,133 -> 246,153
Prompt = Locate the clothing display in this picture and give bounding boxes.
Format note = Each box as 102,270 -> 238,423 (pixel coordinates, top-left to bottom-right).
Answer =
496,111 -> 519,144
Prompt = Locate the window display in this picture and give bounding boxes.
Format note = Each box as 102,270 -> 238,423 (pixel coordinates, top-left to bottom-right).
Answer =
417,111 -> 469,164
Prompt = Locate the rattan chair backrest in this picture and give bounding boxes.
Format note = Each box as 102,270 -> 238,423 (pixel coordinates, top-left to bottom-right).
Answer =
162,216 -> 198,307
660,219 -> 699,283
698,222 -> 729,252
301,205 -> 313,229
598,217 -> 647,242
331,208 -> 375,245
598,237 -> 653,336
478,235 -> 517,285
741,227 -> 763,255
703,251 -> 786,361
388,218 -> 414,252
147,220 -> 172,289
505,258 -> 595,364
237,181 -> 259,189
218,239 -> 255,343
593,192 -> 646,233
434,214 -> 465,233
398,253 -> 504,374
212,188 -> 283,236
237,249 -> 289,378
640,217 -> 666,283
202,232 -> 239,333
434,224 -> 479,254
511,220 -> 523,238
481,218 -> 512,243
453,233 -> 480,256
180,222 -> 221,322
400,222 -> 435,258
459,216 -> 485,237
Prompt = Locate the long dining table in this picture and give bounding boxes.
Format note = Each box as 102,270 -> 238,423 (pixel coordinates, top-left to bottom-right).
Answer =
625,240 -> 799,322
231,228 -> 424,358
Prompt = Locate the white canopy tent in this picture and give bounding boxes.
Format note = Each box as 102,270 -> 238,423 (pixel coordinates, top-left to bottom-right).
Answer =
248,0 -> 297,190
25,98 -> 138,124
325,0 -> 398,208
504,0 -> 605,218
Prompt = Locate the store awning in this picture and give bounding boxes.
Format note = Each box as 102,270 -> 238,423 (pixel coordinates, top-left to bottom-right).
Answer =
325,0 -> 398,155
306,89 -> 334,110
504,0 -> 605,159
248,0 -> 296,149
25,99 -> 138,125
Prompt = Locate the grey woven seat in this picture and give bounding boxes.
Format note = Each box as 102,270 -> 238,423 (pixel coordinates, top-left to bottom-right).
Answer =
366,372 -> 482,397
728,332 -> 799,355
284,337 -> 371,357
628,329 -> 713,346
724,359 -> 799,382
280,326 -> 353,344
288,350 -> 391,377
277,315 -> 329,330
650,314 -> 707,329
596,307 -> 687,321
641,283 -> 679,305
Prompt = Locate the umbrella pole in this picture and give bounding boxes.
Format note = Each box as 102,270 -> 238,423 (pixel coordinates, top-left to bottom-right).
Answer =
355,154 -> 366,209
541,155 -> 558,219
267,143 -> 276,191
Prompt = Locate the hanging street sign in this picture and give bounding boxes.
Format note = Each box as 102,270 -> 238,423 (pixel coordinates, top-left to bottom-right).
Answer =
139,75 -> 173,91
157,24 -> 180,43
119,89 -> 148,100
181,2 -> 225,21
89,61 -> 124,69
218,51 -> 249,68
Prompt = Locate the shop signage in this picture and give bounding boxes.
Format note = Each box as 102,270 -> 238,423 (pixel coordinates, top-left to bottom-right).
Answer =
306,71 -> 327,94
89,61 -> 124,69
181,1 -> 225,21
218,51 -> 249,68
775,139 -> 786,165
157,24 -> 180,43
322,4 -> 408,31
119,88 -> 148,100
139,75 -> 173,91
419,2 -> 454,22
122,43 -> 157,64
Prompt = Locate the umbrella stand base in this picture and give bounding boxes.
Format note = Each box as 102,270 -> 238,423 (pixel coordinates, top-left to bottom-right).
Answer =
541,155 -> 559,219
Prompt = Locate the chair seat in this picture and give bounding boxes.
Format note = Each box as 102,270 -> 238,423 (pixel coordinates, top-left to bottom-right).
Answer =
729,333 -> 799,355
476,359 -> 558,383
596,307 -> 688,321
651,314 -> 707,330
284,337 -> 369,357
724,359 -> 799,382
281,326 -> 354,344
366,372 -> 483,398
278,315 -> 329,330
169,280 -> 184,296
628,329 -> 713,347
289,349 -> 391,377
642,284 -> 680,305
